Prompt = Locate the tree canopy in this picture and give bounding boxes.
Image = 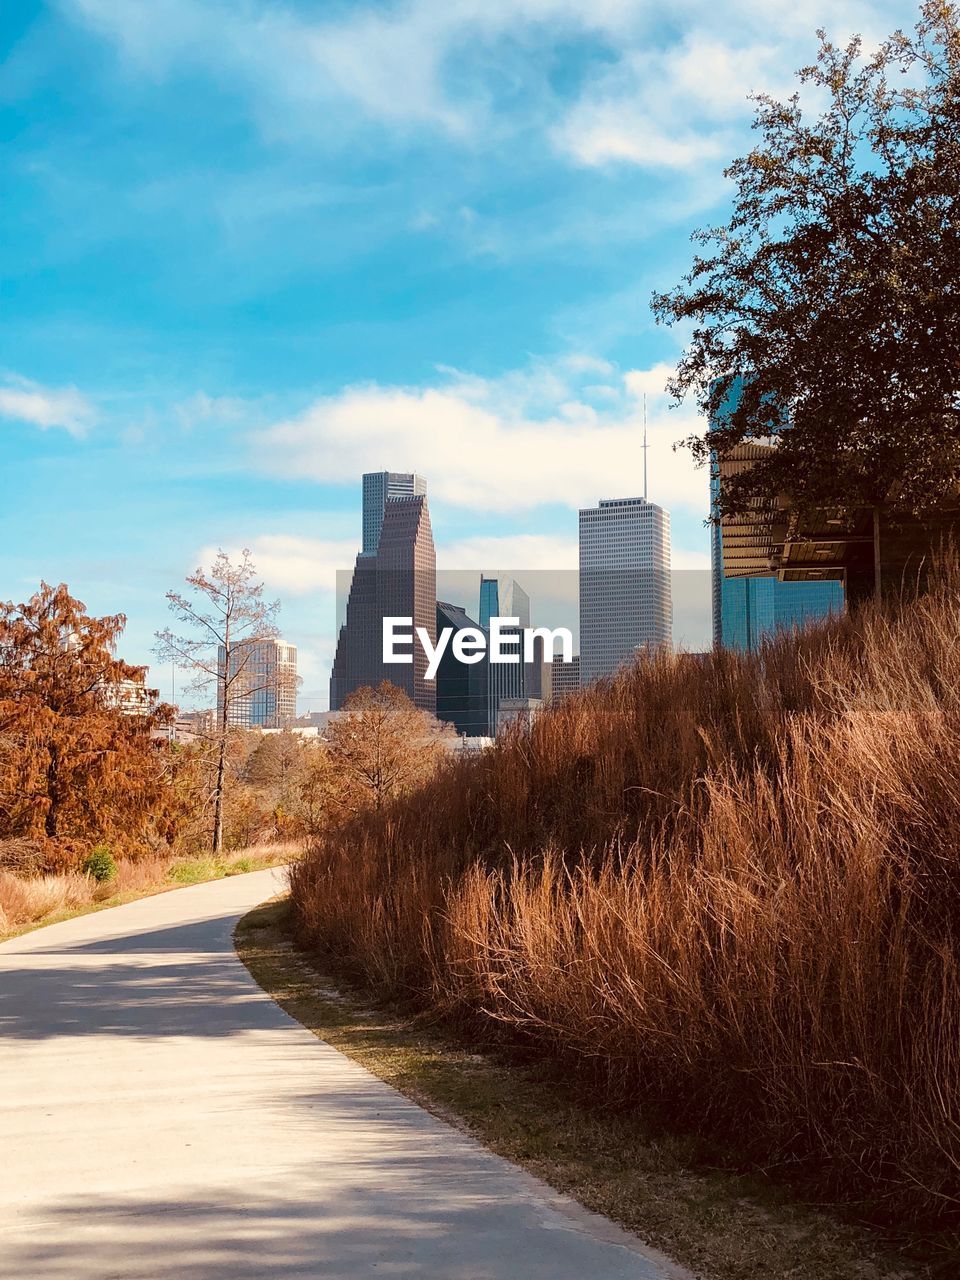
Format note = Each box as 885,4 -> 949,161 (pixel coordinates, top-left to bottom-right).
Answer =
653,1 -> 960,529
325,682 -> 452,812
0,583 -> 169,854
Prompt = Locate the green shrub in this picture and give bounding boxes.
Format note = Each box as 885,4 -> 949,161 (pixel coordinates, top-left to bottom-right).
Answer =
82,845 -> 117,883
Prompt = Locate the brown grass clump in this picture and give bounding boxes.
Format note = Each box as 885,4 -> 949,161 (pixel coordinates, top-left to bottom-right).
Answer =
0,871 -> 95,927
111,855 -> 174,896
290,557 -> 960,1228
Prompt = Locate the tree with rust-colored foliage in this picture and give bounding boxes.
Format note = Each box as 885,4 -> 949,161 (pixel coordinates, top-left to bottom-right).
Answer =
325,682 -> 453,813
0,582 -> 170,857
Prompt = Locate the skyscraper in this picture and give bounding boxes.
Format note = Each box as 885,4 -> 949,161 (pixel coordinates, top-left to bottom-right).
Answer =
710,379 -> 844,650
217,637 -> 297,729
377,493 -> 437,713
479,575 -> 530,629
478,576 -> 536,733
551,654 -> 580,701
579,497 -> 672,686
330,474 -> 437,714
362,471 -> 426,556
435,601 -> 489,737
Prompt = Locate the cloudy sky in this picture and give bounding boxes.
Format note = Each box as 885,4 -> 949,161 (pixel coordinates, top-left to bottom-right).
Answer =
2,0 -> 914,707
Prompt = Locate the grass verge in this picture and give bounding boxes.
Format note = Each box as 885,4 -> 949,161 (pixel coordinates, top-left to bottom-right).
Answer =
0,844 -> 296,943
236,896 -> 938,1280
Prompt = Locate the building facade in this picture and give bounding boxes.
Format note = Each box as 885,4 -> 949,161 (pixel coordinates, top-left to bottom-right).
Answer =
579,497 -> 672,686
551,654 -> 580,701
330,476 -> 437,714
435,601 -> 490,737
477,577 -> 544,733
217,637 -> 297,729
710,379 -> 844,650
496,696 -> 543,734
478,575 -> 530,629
715,574 -> 845,651
362,471 -> 426,556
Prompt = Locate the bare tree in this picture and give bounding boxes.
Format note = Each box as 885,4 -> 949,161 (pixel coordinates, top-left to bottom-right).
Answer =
155,550 -> 282,854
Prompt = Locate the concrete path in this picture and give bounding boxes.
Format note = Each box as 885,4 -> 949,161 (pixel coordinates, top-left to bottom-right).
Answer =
0,870 -> 690,1280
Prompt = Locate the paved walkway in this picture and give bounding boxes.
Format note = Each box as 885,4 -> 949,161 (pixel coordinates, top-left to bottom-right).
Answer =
0,869 -> 690,1279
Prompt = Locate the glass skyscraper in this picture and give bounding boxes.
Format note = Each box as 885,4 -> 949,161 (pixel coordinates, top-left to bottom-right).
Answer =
478,576 -> 534,733
330,472 -> 436,713
435,601 -> 489,737
715,574 -> 844,651
479,575 -> 530,629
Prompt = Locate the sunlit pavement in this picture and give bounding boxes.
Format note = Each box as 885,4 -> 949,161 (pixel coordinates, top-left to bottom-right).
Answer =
0,869 -> 689,1279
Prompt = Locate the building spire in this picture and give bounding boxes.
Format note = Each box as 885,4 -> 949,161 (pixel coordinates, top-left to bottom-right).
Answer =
643,393 -> 649,501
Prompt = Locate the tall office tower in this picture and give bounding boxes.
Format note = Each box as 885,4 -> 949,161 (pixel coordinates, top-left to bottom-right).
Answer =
486,623 -> 526,735
710,379 -> 843,650
330,488 -> 437,714
377,494 -> 437,713
579,497 -> 672,686
435,601 -> 490,737
362,471 -> 427,556
478,576 -> 535,733
217,637 -> 298,729
551,654 -> 580,702
478,575 -> 530,629
329,553 -> 379,712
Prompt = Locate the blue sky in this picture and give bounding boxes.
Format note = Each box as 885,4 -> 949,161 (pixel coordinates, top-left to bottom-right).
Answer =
1,0 -> 913,707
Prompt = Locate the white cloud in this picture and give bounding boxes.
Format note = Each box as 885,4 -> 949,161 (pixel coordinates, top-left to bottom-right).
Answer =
64,0 -> 908,167
0,375 -> 96,437
558,118 -> 729,170
439,533 -> 578,571
251,356 -> 709,519
623,362 -> 677,399
195,535 -> 358,597
672,547 -> 711,570
553,35 -> 788,170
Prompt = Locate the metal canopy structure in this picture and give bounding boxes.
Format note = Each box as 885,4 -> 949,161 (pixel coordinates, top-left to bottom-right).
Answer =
716,444 -> 960,596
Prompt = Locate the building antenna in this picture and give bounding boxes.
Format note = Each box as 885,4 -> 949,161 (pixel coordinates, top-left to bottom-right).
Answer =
643,393 -> 649,501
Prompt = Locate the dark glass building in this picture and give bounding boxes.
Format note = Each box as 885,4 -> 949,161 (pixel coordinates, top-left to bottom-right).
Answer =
330,478 -> 437,714
435,601 -> 489,737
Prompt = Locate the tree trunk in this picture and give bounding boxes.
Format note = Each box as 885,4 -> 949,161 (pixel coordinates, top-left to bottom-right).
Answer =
44,743 -> 60,839
873,505 -> 882,605
212,733 -> 226,856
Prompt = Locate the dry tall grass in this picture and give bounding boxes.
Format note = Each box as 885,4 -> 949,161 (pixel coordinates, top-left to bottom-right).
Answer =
291,560 -> 960,1225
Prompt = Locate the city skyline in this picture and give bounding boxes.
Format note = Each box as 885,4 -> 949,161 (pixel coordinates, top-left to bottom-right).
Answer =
3,0 -> 911,708
2,0 -> 930,702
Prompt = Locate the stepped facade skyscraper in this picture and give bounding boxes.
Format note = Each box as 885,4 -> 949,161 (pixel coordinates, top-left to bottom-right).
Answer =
330,472 -> 436,713
579,497 -> 672,686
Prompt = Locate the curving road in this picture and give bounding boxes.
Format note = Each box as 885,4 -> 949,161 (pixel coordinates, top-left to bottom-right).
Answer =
0,869 -> 690,1280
